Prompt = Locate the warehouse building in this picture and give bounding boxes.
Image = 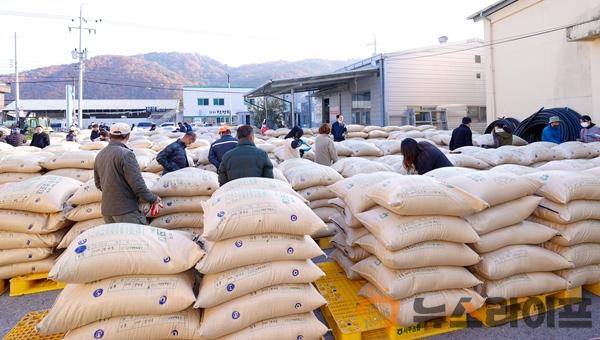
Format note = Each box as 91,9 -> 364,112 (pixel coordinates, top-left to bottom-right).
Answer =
468,0 -> 600,122
182,86 -> 254,125
246,39 -> 487,132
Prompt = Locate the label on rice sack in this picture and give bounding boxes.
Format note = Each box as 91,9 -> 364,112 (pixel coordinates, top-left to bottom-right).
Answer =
152,168 -> 218,197
523,171 -> 600,204
0,176 -> 80,213
357,207 -> 479,251
528,217 -> 600,246
360,284 -> 485,327
49,224 -> 205,283
0,210 -> 69,234
534,199 -> 600,224
45,168 -> 94,182
215,177 -> 302,199
62,309 -> 202,340
367,176 -> 488,216
543,242 -> 600,267
471,245 -> 573,281
141,196 -> 209,217
150,212 -> 204,229
481,272 -> 568,301
356,234 -> 480,270
195,234 -> 324,274
445,171 -> 543,206
283,163 -> 343,190
65,202 -> 102,222
329,172 -> 400,214
0,247 -> 54,266
353,256 -> 482,300
471,221 -> 557,253
330,213 -> 369,246
465,196 -> 542,235
198,283 -> 326,339
557,265 -> 600,288
330,232 -> 370,262
0,255 -> 57,280
40,150 -> 97,170
195,260 -> 325,308
37,272 -> 196,334
57,218 -> 105,249
552,141 -> 598,159
202,189 -> 325,241
0,229 -> 66,250
330,248 -> 362,280
220,312 -> 329,340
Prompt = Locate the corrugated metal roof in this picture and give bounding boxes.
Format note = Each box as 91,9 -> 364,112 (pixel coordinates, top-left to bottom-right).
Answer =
4,99 -> 179,111
467,0 -> 519,22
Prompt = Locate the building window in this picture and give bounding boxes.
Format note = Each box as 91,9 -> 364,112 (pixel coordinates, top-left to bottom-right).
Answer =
467,106 -> 486,122
476,73 -> 481,79
475,55 -> 481,63
197,98 -> 209,106
352,111 -> 371,125
213,98 -> 225,106
352,92 -> 371,109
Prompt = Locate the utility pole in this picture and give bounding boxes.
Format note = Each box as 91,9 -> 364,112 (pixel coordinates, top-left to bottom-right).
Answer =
226,73 -> 233,125
367,34 -> 377,56
13,32 -> 20,120
69,4 -> 100,128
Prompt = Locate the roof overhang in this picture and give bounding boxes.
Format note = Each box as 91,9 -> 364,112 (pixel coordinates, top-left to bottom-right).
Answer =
245,66 -> 379,98
467,0 -> 518,22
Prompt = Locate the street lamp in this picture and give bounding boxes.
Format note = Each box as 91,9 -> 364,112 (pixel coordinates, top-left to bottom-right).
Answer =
226,73 -> 232,125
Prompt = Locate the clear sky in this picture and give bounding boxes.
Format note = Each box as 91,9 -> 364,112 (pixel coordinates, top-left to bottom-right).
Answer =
0,0 -> 496,72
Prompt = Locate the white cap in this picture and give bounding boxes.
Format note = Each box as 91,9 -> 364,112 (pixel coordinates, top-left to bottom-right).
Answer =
109,123 -> 131,136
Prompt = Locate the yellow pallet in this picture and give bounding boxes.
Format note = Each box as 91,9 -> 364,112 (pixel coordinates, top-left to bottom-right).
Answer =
469,286 -> 582,327
9,272 -> 65,297
584,282 -> 600,296
317,236 -> 334,249
315,261 -> 467,340
3,310 -> 64,340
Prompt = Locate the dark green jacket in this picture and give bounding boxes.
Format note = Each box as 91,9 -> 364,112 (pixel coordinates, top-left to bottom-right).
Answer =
218,139 -> 274,186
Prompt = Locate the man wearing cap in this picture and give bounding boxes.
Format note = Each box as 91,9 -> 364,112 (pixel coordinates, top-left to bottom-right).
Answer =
208,125 -> 237,169
156,131 -> 197,174
94,123 -> 162,224
542,116 -> 563,144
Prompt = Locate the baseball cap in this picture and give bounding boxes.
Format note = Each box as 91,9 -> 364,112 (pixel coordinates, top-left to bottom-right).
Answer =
218,125 -> 231,133
109,123 -> 131,135
549,116 -> 561,123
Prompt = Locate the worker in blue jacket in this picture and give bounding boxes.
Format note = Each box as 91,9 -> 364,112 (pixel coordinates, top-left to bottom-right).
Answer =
541,116 -> 563,144
208,125 -> 238,169
331,114 -> 347,142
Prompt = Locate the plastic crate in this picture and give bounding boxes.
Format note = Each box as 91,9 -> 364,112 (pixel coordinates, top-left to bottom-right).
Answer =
9,272 -> 65,297
3,310 -> 63,340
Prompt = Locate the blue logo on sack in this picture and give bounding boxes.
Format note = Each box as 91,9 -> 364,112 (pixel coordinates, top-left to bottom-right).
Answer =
94,329 -> 104,339
163,256 -> 171,263
77,238 -> 87,245
292,269 -> 299,277
226,283 -> 235,292
92,288 -> 103,298
232,311 -> 240,319
171,330 -> 178,336
294,303 -> 302,309
297,336 -> 304,340
234,240 -> 243,248
159,295 -> 167,305
287,247 -> 294,255
290,214 -> 298,222
75,245 -> 87,254
217,211 -> 225,218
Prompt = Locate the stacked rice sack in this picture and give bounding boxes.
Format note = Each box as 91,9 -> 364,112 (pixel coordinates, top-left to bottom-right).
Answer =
525,170 -> 600,289
149,168 -> 218,236
0,176 -> 79,280
279,159 -> 343,238
193,177 -> 329,339
445,171 -> 573,301
348,175 -> 488,326
40,150 -> 97,182
58,173 -> 161,249
0,147 -> 52,185
37,223 -> 205,339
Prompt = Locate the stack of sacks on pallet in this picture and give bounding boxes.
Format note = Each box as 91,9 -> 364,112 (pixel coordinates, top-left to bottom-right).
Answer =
193,177 -> 329,339
345,124 -> 367,139
37,223 -> 205,339
350,175 -> 488,326
279,158 -> 343,238
327,172 -> 400,280
40,150 -> 97,182
524,170 -> 600,289
444,171 -> 573,301
0,176 -> 79,280
148,168 -> 219,236
58,173 -> 161,249
0,148 -> 54,185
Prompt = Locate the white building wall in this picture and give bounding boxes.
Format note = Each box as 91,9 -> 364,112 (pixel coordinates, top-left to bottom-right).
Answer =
182,87 -> 253,123
483,0 -> 600,122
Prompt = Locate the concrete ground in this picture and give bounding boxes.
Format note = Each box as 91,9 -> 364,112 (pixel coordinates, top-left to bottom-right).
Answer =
2,254 -> 600,339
